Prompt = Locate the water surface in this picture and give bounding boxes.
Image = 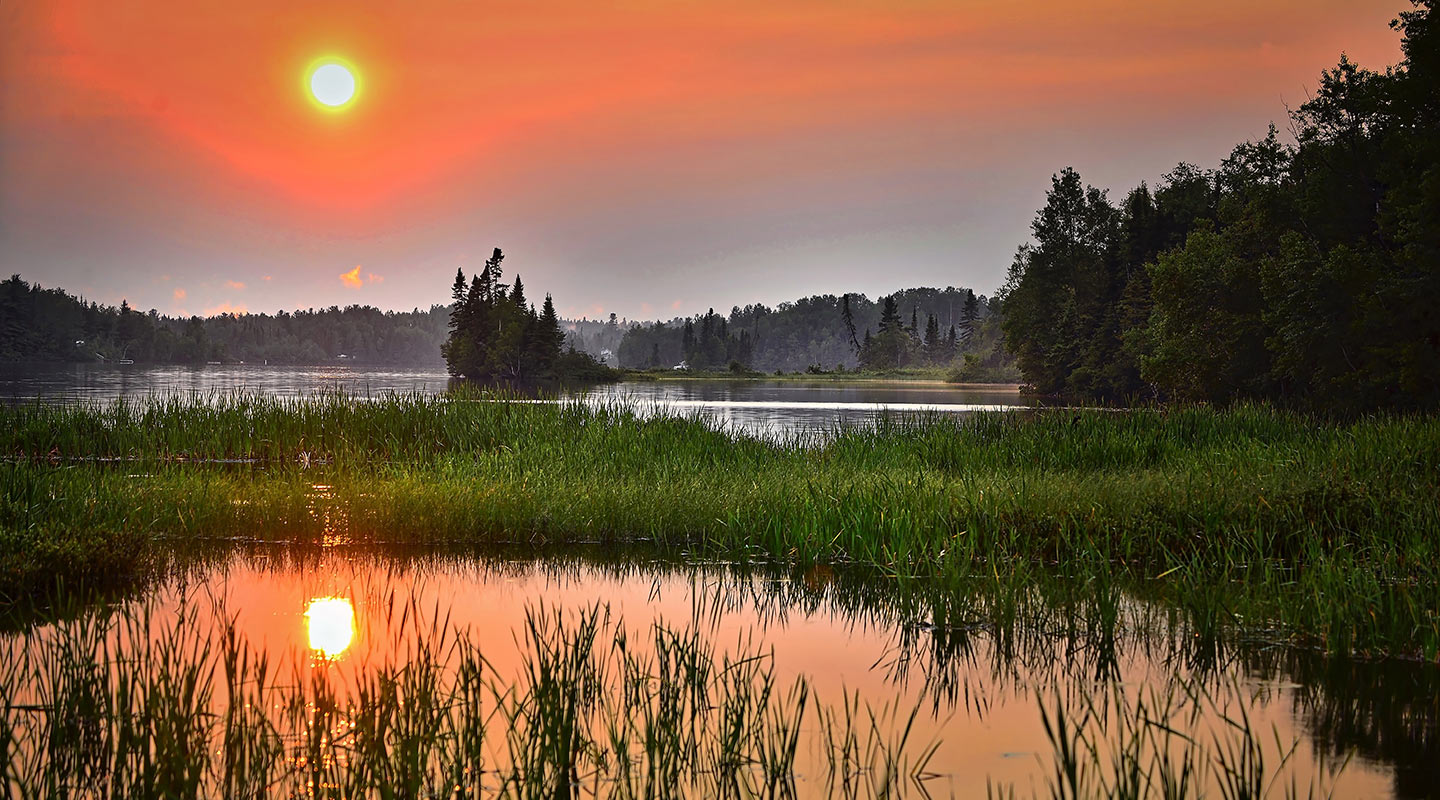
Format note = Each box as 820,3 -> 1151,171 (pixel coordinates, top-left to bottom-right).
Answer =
0,363 -> 1034,438
5,548 -> 1430,798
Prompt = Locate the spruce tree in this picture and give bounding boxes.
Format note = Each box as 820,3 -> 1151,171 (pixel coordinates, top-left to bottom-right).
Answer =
923,314 -> 941,364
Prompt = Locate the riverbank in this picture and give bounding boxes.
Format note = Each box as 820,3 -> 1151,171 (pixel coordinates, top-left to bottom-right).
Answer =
3,395 -> 1437,656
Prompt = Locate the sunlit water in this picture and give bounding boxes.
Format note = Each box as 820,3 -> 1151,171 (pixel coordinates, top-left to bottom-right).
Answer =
5,549 -> 1433,798
0,363 -> 1036,438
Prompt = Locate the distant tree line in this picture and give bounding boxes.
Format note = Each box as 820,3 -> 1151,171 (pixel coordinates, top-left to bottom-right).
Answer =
442,248 -> 612,381
851,290 -> 981,370
615,288 -> 1015,374
1000,2 -> 1440,411
0,274 -> 449,365
563,314 -> 628,366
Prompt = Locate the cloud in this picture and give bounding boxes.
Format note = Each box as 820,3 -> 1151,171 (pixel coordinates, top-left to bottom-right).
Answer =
640,302 -> 653,314
173,287 -> 186,301
262,275 -> 272,281
340,265 -> 383,288
203,301 -> 247,316
225,279 -> 245,290
670,299 -> 684,310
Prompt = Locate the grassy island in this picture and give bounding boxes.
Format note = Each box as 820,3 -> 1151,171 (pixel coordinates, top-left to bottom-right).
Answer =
3,394 -> 1436,659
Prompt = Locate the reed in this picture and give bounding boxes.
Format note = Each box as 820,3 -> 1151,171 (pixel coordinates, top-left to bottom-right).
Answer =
2,393 -> 1437,656
0,594 -> 940,798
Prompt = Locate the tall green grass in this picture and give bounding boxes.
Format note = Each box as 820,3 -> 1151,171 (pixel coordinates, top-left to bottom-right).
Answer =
2,393 -> 1438,656
2,550 -> 1405,798
0,595 -> 940,798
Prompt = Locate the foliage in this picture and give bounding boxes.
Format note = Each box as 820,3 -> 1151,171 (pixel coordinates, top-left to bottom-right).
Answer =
442,249 -> 610,381
0,274 -> 450,366
616,287 -> 1015,374
1000,2 -> 1440,411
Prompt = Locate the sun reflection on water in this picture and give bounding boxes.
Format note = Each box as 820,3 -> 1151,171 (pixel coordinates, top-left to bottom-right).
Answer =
305,596 -> 355,658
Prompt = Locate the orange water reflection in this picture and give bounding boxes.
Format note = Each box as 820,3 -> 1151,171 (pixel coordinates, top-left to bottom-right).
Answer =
33,552 -> 1409,798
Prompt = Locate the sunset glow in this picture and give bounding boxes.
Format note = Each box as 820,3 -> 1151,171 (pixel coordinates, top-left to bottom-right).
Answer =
305,597 -> 355,658
0,0 -> 1408,317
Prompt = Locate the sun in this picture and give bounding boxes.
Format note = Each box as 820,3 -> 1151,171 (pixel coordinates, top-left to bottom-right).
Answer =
305,596 -> 355,658
307,58 -> 359,110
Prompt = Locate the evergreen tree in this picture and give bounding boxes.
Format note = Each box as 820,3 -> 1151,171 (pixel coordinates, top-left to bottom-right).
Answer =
840,293 -> 861,353
441,249 -> 607,381
922,314 -> 941,364
959,290 -> 979,345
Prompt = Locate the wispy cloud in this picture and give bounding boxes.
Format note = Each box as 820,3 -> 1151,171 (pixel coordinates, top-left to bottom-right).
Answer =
225,279 -> 245,290
173,288 -> 186,302
204,301 -> 247,316
340,265 -> 383,288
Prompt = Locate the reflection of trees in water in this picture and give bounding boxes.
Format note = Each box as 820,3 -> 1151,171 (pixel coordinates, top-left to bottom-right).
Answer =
1241,648 -> 1440,800
30,542 -> 1437,796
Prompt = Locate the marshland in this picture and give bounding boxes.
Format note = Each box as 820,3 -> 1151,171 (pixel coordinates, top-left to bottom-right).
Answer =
7,0 -> 1440,796
2,386 -> 1438,797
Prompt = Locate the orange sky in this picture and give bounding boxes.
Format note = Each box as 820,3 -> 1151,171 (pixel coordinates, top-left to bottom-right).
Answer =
0,0 -> 1408,318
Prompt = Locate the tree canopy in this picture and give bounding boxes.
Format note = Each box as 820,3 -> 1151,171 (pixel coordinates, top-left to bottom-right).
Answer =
442,249 -> 610,381
1000,1 -> 1440,411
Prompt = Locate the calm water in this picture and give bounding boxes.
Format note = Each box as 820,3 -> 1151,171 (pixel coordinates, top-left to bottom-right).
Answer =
5,548 -> 1430,798
0,363 -> 1035,438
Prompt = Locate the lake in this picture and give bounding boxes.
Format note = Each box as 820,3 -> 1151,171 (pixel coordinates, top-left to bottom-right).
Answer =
4,365 -> 1432,797
0,363 -> 1036,438
3,546 -> 1427,797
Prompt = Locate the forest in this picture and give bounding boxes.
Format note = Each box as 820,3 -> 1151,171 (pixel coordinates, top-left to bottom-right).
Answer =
1000,2 -> 1439,411
0,274 -> 449,366
1,272 -> 1014,378
441,248 -> 612,381
614,288 -> 1013,376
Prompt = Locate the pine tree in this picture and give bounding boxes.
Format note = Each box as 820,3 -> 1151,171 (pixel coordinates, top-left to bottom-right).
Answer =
509,274 -> 527,311
840,294 -> 861,354
959,289 -> 980,346
923,313 -> 941,364
878,296 -> 901,333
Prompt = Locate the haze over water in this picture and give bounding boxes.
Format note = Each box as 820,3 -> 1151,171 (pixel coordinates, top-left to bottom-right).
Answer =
0,363 -> 1035,439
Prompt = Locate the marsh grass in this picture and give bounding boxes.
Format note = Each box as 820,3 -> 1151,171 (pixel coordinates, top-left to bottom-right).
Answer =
0,549 -> 1402,799
1017,674 -> 1353,800
2,393 -> 1438,655
0,593 -> 944,799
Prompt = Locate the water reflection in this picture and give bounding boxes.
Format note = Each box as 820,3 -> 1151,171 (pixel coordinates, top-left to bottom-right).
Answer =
0,363 -> 1034,439
2,546 -> 1433,797
305,596 -> 355,658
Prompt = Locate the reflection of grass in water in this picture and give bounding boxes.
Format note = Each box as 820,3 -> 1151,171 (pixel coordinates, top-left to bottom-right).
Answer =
3,392 -> 1439,659
1014,675 -> 1353,800
0,594 -> 941,798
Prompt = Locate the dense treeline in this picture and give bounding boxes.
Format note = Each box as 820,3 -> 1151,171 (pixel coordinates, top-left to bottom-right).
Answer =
442,248 -> 612,381
1002,1 -> 1440,411
564,315 -> 628,365
0,274 -> 449,365
616,288 -> 1014,375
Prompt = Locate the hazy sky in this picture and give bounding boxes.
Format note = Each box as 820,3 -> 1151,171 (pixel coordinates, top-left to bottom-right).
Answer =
0,1 -> 1407,320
